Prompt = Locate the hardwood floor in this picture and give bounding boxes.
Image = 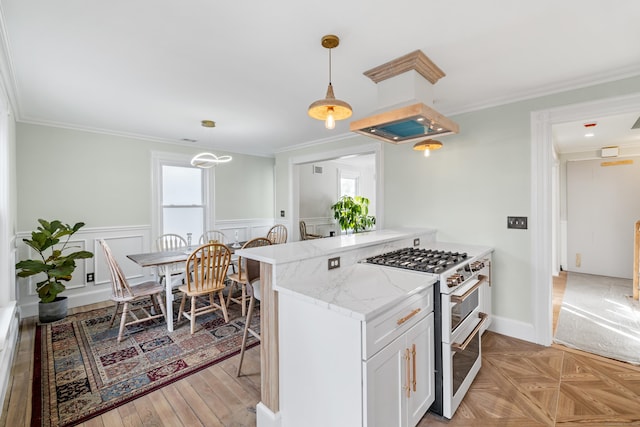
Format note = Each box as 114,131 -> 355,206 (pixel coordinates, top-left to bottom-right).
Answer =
4,274 -> 640,426
1,301 -> 262,427
421,271 -> 640,426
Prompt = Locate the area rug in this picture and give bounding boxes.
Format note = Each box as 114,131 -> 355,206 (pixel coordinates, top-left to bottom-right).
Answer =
32,300 -> 259,427
554,271 -> 640,365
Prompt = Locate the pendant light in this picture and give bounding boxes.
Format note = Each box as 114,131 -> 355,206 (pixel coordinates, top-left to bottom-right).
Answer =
413,139 -> 443,157
308,34 -> 352,130
190,120 -> 232,168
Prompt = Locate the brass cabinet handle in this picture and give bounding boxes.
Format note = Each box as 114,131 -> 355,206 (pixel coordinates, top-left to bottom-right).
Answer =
451,312 -> 488,352
405,348 -> 411,398
397,308 -> 421,325
411,343 -> 417,392
450,275 -> 487,303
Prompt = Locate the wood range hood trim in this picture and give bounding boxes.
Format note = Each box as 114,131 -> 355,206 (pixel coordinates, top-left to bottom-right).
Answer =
350,50 -> 459,144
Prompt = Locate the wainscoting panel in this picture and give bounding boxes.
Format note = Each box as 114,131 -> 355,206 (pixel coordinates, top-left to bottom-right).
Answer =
16,225 -> 153,319
16,220 -> 276,318
299,217 -> 337,240
216,218 -> 283,243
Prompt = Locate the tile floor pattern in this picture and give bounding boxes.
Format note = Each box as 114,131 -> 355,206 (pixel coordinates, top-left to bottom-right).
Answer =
420,332 -> 640,426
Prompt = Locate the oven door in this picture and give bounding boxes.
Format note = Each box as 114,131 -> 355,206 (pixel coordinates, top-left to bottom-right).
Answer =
441,274 -> 487,343
441,311 -> 487,419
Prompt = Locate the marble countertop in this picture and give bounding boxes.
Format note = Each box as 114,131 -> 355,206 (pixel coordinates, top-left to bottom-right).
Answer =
274,262 -> 437,321
236,228 -> 436,264
237,228 -> 491,321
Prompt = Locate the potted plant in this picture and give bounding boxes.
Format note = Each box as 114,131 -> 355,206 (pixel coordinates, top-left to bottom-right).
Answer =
330,195 -> 376,234
16,219 -> 94,323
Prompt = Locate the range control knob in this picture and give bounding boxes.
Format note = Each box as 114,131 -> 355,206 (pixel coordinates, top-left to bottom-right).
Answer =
446,274 -> 463,287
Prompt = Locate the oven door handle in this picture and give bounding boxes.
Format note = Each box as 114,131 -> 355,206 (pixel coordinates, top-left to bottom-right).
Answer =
450,275 -> 487,303
451,312 -> 488,352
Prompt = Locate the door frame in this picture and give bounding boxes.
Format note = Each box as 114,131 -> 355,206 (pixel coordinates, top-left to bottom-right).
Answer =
531,92 -> 640,345
289,142 -> 383,241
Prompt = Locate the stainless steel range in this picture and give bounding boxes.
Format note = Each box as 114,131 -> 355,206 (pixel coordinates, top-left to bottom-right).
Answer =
363,244 -> 492,419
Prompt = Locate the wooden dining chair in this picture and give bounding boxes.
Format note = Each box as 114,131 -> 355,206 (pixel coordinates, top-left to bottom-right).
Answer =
236,248 -> 264,377
155,233 -> 187,285
299,220 -> 323,240
226,237 -> 271,316
266,224 -> 287,244
198,230 -> 227,245
98,239 -> 167,342
177,242 -> 231,334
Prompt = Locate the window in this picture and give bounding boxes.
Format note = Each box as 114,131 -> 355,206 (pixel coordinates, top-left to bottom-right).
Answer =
152,152 -> 211,245
161,165 -> 205,243
339,170 -> 360,198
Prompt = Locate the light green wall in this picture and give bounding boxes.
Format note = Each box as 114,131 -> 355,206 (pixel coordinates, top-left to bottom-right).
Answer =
276,75 -> 640,327
16,123 -> 274,231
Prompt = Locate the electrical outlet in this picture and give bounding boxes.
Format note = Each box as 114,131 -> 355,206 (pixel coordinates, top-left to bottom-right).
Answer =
413,238 -> 420,246
328,257 -> 340,270
507,216 -> 528,229
86,273 -> 95,282
575,253 -> 581,267
280,210 -> 285,217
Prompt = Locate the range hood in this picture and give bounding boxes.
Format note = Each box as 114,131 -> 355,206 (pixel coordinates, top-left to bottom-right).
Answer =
350,50 -> 459,144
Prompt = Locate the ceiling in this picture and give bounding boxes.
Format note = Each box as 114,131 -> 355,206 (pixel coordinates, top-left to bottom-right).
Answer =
1,0 -> 639,157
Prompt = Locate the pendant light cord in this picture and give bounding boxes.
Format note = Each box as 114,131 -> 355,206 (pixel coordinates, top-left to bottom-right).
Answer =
328,48 -> 332,85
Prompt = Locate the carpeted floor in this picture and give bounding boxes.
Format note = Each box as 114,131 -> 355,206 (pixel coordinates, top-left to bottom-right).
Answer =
32,299 -> 259,427
554,271 -> 640,365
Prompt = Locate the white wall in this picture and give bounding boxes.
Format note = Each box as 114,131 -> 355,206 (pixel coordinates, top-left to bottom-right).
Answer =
16,123 -> 275,229
297,155 -> 376,238
275,75 -> 640,344
565,156 -> 640,278
15,123 -> 276,315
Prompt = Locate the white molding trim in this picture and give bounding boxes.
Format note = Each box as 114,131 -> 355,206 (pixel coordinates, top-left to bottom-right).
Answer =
150,151 -> 213,241
256,402 -> 282,427
488,314 -> 536,343
0,303 -> 18,416
531,92 -> 640,346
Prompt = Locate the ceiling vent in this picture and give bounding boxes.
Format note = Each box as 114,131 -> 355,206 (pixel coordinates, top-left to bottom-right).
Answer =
350,50 -> 459,144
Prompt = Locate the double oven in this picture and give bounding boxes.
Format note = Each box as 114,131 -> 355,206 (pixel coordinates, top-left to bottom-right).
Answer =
434,258 -> 490,418
364,244 -> 492,419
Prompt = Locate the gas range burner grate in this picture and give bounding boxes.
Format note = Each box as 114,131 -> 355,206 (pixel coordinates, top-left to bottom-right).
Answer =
364,248 -> 468,274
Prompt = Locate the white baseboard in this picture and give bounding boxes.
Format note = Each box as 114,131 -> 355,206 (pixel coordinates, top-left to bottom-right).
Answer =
19,288 -> 112,319
256,402 -> 282,427
0,302 -> 19,415
488,314 -> 538,344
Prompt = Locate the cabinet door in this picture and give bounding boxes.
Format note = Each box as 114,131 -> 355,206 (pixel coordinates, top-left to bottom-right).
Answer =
364,335 -> 406,427
407,313 -> 435,426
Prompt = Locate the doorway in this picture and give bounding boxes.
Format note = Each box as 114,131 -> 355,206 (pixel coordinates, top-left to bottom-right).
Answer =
532,92 -> 640,346
289,142 -> 382,241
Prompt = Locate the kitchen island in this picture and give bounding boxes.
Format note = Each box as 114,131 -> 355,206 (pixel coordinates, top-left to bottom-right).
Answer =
237,228 -> 439,427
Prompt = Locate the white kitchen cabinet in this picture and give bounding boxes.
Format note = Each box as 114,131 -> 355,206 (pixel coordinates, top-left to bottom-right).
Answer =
364,313 -> 435,427
278,283 -> 435,427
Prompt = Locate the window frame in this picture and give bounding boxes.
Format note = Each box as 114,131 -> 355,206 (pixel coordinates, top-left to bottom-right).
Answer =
151,152 -> 213,244
338,169 -> 360,198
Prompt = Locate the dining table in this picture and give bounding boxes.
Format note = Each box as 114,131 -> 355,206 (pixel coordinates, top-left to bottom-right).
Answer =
127,241 -> 244,332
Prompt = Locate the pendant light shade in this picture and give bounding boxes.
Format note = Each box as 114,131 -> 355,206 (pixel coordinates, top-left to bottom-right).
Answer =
308,35 -> 352,129
413,139 -> 443,157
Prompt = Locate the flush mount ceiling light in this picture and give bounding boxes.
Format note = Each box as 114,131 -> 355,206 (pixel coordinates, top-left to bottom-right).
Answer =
413,139 -> 443,157
190,120 -> 232,168
308,34 -> 352,130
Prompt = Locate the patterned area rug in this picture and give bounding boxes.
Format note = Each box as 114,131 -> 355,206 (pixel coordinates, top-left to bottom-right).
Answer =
32,300 -> 259,427
554,271 -> 640,365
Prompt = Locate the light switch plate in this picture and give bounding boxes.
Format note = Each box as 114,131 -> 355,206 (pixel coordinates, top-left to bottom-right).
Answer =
507,216 -> 528,229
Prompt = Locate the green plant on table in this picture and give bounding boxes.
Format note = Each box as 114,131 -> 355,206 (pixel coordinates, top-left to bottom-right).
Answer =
16,219 -> 94,303
330,195 -> 376,233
